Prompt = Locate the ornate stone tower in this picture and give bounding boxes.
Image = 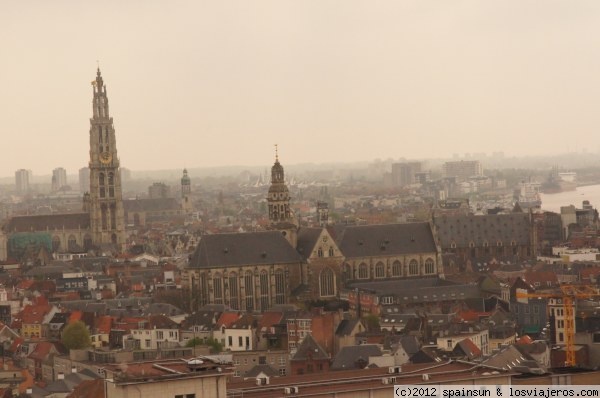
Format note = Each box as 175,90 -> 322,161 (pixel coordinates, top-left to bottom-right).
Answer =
87,68 -> 125,250
267,146 -> 293,225
181,168 -> 193,213
181,168 -> 191,198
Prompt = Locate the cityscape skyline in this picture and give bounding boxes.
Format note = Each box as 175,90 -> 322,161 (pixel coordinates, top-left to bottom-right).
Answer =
3,1 -> 600,176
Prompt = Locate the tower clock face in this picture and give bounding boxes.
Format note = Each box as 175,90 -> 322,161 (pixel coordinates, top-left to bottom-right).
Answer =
100,152 -> 112,164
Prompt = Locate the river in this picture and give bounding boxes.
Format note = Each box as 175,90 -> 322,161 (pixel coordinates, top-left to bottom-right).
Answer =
539,184 -> 600,213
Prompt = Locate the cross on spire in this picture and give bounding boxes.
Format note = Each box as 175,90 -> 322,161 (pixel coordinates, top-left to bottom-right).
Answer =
274,144 -> 279,162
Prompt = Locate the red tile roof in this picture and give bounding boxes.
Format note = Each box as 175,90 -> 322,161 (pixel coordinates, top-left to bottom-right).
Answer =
68,311 -> 83,324
95,316 -> 112,334
216,312 -> 241,328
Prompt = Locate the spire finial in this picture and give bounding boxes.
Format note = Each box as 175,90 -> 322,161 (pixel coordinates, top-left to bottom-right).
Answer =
275,144 -> 279,162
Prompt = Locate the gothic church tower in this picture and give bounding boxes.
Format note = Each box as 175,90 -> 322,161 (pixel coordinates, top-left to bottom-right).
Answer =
87,68 -> 125,249
267,147 -> 293,225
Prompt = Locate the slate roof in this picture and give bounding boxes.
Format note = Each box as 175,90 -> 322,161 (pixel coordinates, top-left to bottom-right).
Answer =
331,345 -> 382,370
291,334 -> 330,361
189,231 -> 303,269
349,278 -> 481,304
434,213 -> 531,248
453,338 -> 482,360
482,345 -> 534,370
296,228 -> 323,260
335,319 -> 361,337
336,223 -> 438,258
4,213 -> 90,233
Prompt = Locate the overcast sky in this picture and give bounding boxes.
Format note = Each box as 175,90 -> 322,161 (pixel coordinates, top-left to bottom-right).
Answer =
2,1 -> 600,177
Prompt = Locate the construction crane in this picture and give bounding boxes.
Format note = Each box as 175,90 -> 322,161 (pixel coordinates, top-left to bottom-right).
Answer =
516,284 -> 600,367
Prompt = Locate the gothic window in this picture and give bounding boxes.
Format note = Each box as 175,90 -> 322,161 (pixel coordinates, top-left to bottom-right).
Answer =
425,258 -> 435,274
133,213 -> 140,226
110,204 -> 116,230
52,236 -> 61,252
213,273 -> 223,304
108,173 -> 115,197
229,272 -> 239,310
320,268 -> 335,297
244,271 -> 254,311
83,234 -> 92,251
375,262 -> 385,278
317,247 -> 324,258
358,263 -> 368,279
274,269 -> 285,305
409,260 -> 419,275
392,261 -> 401,277
111,233 -> 117,245
199,273 -> 208,306
101,205 -> 108,230
99,173 -> 106,198
328,246 -> 335,257
68,235 -> 77,251
259,270 -> 269,311
99,129 -> 103,143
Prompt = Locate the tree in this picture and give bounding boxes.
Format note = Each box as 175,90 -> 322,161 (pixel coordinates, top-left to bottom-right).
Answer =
185,337 -> 203,347
362,314 -> 380,332
61,321 -> 91,350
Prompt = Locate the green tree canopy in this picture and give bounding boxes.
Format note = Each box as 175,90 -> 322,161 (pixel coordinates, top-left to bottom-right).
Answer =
61,321 -> 91,350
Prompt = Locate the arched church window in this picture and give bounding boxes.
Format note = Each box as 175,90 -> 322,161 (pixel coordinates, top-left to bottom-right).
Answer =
409,260 -> 419,275
213,273 -> 223,304
83,234 -> 93,251
328,247 -> 334,257
320,268 -> 335,297
274,269 -> 285,304
425,258 -> 435,274
259,270 -> 269,311
317,248 -> 324,258
392,261 -> 401,277
68,235 -> 77,251
52,236 -> 61,252
244,271 -> 254,311
228,272 -> 239,310
375,262 -> 385,278
358,263 -> 368,279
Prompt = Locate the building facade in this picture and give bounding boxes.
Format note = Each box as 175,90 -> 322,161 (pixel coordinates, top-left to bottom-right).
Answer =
85,68 -> 126,249
15,169 -> 31,194
443,160 -> 483,181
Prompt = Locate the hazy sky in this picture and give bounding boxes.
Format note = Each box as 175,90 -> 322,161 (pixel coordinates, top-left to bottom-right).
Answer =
2,1 -> 600,177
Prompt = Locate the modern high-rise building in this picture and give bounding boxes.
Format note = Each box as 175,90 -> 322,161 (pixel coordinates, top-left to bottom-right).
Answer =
86,68 -> 125,248
79,167 -> 90,193
443,160 -> 483,181
15,169 -> 32,194
391,162 -> 422,187
51,167 -> 68,191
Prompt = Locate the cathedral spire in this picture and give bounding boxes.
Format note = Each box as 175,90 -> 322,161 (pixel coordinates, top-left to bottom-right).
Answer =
87,68 -> 125,251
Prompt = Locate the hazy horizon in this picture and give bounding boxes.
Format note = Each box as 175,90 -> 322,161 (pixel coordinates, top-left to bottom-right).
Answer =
3,1 -> 600,177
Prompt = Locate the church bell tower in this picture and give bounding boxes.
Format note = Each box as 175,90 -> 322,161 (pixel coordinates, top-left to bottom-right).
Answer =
88,68 -> 125,250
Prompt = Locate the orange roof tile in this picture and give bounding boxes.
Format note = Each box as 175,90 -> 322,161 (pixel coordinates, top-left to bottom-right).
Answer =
68,311 -> 83,324
216,312 -> 241,328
